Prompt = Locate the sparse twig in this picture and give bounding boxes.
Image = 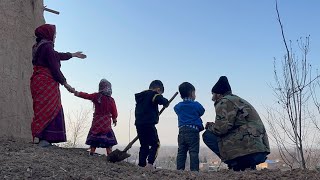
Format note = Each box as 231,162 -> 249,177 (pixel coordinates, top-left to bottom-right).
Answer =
266,0 -> 320,170
60,167 -> 67,172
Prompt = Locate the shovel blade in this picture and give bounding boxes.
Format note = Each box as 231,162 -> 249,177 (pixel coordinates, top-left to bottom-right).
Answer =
107,149 -> 131,163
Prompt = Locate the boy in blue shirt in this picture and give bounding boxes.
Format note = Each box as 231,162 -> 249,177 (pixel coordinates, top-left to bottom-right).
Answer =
174,82 -> 205,171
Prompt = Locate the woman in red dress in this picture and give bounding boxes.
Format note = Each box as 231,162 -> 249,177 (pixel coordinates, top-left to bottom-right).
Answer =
74,79 -> 118,155
30,24 -> 86,147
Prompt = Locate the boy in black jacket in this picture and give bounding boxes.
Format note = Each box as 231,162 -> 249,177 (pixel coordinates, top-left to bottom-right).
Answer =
135,80 -> 169,169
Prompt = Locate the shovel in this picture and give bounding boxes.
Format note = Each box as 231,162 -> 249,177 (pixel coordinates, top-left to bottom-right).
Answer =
107,91 -> 179,163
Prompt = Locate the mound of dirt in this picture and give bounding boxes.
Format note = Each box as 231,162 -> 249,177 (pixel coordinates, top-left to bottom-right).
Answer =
0,137 -> 319,180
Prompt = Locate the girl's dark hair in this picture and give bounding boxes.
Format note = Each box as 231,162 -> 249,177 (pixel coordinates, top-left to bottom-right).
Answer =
179,82 -> 195,99
149,80 -> 164,93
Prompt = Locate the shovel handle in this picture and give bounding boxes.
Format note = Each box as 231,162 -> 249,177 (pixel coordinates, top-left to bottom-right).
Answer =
123,92 -> 179,152
159,91 -> 179,115
123,136 -> 139,152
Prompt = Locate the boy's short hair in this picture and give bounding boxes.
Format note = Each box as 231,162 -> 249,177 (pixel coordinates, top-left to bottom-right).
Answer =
149,80 -> 164,93
179,82 -> 195,99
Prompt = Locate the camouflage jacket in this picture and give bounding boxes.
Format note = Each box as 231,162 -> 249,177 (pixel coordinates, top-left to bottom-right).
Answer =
208,94 -> 270,162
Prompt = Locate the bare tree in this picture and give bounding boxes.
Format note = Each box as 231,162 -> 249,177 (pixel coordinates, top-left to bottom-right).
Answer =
310,70 -> 320,170
60,108 -> 91,148
311,70 -> 320,131
266,0 -> 320,169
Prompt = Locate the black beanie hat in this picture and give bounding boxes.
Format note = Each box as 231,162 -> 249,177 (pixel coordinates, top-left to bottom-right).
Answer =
211,76 -> 232,94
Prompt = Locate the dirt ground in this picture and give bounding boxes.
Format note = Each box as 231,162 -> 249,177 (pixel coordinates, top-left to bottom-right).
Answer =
1,137 -> 320,180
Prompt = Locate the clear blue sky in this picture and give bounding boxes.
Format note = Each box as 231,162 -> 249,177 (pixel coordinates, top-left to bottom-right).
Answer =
44,0 -> 320,146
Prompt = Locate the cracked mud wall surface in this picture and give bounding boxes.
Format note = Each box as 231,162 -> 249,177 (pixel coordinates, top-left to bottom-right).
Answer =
0,0 -> 45,138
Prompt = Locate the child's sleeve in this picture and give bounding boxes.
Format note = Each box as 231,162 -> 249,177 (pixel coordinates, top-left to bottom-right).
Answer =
75,92 -> 95,101
173,104 -> 179,115
110,98 -> 118,119
153,94 -> 169,107
197,102 -> 205,116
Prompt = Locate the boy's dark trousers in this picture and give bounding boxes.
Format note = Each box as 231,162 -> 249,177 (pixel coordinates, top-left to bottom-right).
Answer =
176,126 -> 200,171
136,124 -> 160,167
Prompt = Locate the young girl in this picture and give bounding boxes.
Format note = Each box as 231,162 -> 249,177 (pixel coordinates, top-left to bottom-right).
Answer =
74,79 -> 118,155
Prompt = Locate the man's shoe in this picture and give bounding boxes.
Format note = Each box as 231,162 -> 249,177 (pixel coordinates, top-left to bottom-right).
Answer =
145,164 -> 155,170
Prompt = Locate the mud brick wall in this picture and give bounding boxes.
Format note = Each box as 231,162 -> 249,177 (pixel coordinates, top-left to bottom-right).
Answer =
0,0 -> 44,138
